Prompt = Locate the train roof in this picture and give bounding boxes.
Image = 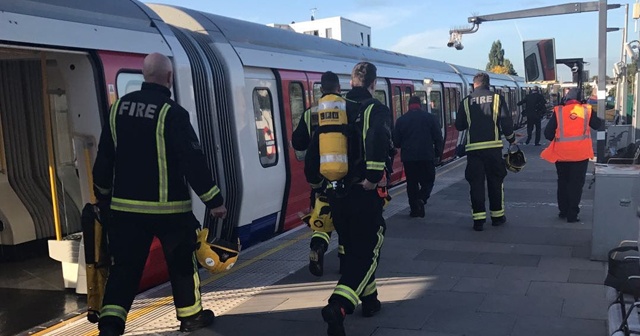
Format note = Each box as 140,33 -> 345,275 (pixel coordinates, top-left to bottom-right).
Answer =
0,0 -> 161,33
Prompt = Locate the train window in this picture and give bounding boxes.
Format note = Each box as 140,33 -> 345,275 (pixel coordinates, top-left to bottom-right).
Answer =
403,87 -> 412,112
415,91 -> 427,107
453,87 -> 461,123
289,82 -> 306,161
393,86 -> 402,120
374,90 -> 387,105
429,91 -> 443,127
252,88 -> 277,167
116,72 -> 143,98
448,89 -> 458,125
313,83 -> 322,103
525,53 -> 539,82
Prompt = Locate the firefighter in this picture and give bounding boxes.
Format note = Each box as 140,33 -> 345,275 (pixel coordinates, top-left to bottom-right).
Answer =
541,88 -> 602,223
517,86 -> 547,146
292,71 -> 344,277
93,53 -> 227,336
455,72 -> 515,232
305,62 -> 391,336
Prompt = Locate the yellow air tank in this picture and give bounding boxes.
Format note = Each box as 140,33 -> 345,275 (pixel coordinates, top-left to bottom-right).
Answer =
318,94 -> 348,181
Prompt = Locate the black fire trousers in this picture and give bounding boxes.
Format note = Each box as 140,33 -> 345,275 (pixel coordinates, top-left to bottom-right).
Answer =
526,117 -> 542,145
555,159 -> 589,220
308,189 -> 344,258
327,186 -> 385,314
465,148 -> 507,222
99,211 -> 202,334
403,160 -> 436,206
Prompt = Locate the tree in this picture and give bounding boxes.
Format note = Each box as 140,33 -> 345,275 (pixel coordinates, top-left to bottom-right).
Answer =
489,65 -> 509,74
486,40 -> 518,76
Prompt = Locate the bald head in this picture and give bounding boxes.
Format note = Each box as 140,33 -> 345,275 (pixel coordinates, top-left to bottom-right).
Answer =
143,53 -> 173,89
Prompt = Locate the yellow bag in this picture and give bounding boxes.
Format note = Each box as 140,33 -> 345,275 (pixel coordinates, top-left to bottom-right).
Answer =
302,195 -> 334,233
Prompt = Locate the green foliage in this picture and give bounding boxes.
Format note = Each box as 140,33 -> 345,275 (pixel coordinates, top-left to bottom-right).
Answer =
486,40 -> 518,76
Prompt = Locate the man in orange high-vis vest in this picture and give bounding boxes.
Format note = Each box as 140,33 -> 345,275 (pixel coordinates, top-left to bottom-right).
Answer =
541,88 -> 602,223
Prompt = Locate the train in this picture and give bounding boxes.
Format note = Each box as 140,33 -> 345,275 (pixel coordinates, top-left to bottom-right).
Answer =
0,0 -> 534,289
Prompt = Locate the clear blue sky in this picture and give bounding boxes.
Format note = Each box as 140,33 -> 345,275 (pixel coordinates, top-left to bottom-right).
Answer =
145,0 -> 637,82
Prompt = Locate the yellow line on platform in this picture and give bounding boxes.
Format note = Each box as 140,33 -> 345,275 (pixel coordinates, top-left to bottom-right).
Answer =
31,313 -> 87,336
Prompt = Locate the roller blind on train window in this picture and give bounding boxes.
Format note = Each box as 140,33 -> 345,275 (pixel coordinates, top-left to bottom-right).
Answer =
289,82 -> 305,161
252,88 -> 277,167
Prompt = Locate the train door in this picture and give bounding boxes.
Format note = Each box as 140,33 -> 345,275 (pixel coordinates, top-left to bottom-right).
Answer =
388,79 -> 413,184
278,70 -> 313,232
442,83 -> 462,159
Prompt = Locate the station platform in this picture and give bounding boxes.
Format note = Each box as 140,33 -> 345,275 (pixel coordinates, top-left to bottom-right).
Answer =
27,127 -> 609,336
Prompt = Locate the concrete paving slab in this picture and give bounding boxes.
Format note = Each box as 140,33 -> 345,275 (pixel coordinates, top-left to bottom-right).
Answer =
568,269 -> 606,285
423,311 -> 516,336
451,277 -> 530,295
477,293 -> 563,317
510,315 -> 605,336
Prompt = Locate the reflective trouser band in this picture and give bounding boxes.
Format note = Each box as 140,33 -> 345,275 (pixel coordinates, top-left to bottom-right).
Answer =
94,183 -> 111,196
110,198 -> 192,214
465,140 -> 503,151
338,244 -> 345,255
109,99 -> 121,148
312,231 -> 330,244
101,305 -> 127,322
320,154 -> 348,163
491,209 -> 505,217
363,281 -> 377,297
473,212 -> 487,220
177,254 -> 202,318
199,185 -> 221,203
366,161 -> 385,171
333,284 -> 359,307
355,226 -> 384,296
156,103 -> 171,202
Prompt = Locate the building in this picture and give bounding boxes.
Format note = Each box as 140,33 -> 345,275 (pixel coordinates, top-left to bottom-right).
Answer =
268,16 -> 371,47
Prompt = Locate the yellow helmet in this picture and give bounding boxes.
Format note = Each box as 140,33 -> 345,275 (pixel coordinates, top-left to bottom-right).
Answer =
195,228 -> 240,273
301,195 -> 334,233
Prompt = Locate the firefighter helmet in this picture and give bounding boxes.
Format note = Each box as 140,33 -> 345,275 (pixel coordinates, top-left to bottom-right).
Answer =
195,228 -> 240,273
301,194 -> 334,232
504,145 -> 526,173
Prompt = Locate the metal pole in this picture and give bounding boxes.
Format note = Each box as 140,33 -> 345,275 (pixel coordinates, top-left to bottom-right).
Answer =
597,0 -> 607,163
635,71 -> 640,141
622,4 -> 629,124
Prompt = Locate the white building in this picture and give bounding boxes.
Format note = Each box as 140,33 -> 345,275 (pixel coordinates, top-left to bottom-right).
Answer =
268,16 -> 372,47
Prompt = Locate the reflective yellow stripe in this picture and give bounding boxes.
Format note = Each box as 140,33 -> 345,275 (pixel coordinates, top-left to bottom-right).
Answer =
355,226 -> 384,296
312,231 -> 330,244
156,103 -> 171,203
338,244 -> 345,255
465,140 -> 503,151
472,212 -> 487,220
362,104 -> 374,157
110,197 -> 192,214
100,304 -> 127,321
177,253 -> 202,318
304,108 -> 312,135
505,133 -> 515,140
363,280 -> 377,297
199,185 -> 221,203
310,181 -> 323,189
109,99 -> 121,148
333,284 -> 359,307
366,161 -> 385,171
491,209 -> 505,217
493,94 -> 500,141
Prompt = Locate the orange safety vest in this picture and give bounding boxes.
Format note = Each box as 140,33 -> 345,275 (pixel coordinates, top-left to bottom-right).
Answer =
540,103 -> 594,163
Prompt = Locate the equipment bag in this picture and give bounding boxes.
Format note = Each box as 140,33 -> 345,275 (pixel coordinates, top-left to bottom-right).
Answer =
604,245 -> 640,296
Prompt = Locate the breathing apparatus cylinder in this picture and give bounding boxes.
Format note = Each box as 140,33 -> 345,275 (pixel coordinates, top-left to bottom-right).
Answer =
318,94 -> 348,182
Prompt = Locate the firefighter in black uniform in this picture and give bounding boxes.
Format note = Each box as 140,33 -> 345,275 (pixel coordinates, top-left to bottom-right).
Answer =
305,62 -> 391,336
455,72 -> 515,232
93,53 -> 227,336
292,71 -> 345,277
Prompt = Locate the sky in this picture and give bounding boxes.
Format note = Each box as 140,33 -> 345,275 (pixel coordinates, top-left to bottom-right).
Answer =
144,0 -> 639,83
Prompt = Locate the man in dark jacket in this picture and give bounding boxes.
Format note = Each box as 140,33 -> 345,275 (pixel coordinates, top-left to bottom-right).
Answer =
517,87 -> 547,146
456,72 -> 515,231
305,62 -> 391,336
93,53 -> 226,336
393,96 -> 443,217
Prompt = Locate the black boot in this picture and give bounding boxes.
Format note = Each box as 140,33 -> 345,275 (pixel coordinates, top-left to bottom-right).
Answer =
361,297 -> 381,317
321,302 -> 346,336
491,216 -> 506,226
473,220 -> 485,231
98,326 -> 121,336
179,309 -> 215,332
309,243 -> 326,277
